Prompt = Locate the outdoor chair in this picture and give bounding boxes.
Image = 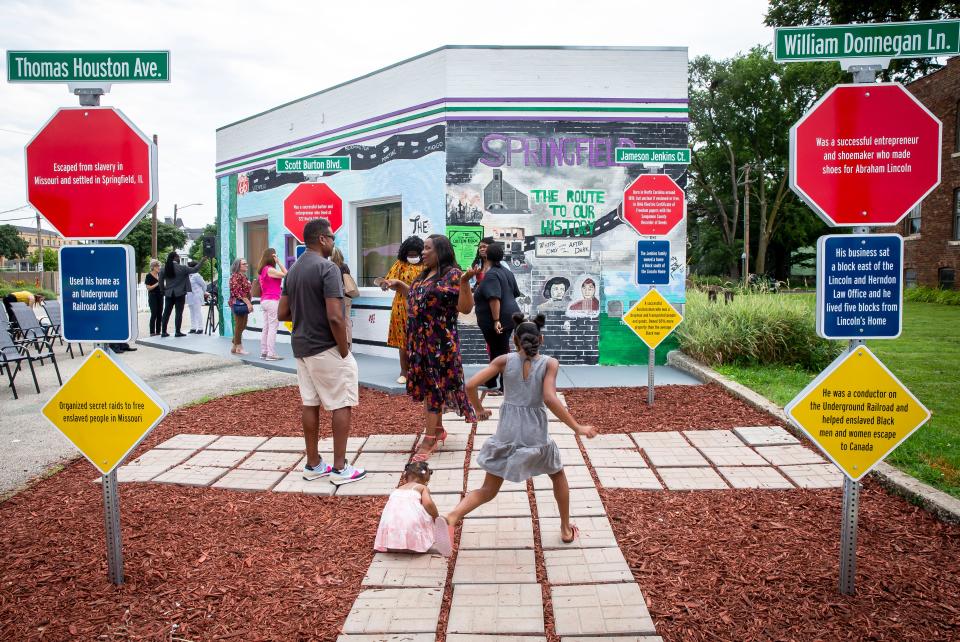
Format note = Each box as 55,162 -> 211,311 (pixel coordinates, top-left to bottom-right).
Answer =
0,320 -> 51,399
9,302 -> 56,353
40,300 -> 82,358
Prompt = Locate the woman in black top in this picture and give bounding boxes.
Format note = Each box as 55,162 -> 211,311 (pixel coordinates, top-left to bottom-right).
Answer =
473,242 -> 522,394
144,259 -> 164,336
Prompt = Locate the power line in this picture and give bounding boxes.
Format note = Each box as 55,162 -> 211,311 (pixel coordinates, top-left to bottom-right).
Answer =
0,216 -> 38,223
0,205 -> 32,216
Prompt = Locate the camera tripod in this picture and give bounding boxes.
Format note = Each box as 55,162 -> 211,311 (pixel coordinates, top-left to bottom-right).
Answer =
204,300 -> 218,335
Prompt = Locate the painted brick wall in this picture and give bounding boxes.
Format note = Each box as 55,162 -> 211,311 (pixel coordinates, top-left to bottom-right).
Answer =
879,57 -> 960,288
458,313 -> 600,365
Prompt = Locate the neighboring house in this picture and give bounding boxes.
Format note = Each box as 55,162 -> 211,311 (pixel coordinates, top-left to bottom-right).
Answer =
164,216 -> 205,264
1,225 -> 78,270
881,56 -> 960,290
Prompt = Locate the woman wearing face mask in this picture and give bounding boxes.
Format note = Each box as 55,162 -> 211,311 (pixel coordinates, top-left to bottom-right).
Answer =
381,236 -> 425,384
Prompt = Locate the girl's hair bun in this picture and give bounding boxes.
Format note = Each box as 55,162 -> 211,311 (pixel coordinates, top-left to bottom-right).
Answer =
511,311 -> 526,326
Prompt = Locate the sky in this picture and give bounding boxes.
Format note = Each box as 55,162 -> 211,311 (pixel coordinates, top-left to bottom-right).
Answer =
0,0 -> 773,232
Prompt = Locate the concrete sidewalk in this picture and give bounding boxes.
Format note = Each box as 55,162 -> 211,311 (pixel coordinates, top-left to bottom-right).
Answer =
137,332 -> 701,394
0,340 -> 296,496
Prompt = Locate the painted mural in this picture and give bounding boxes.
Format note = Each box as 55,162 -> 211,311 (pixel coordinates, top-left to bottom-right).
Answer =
445,121 -> 687,365
216,125 -> 446,347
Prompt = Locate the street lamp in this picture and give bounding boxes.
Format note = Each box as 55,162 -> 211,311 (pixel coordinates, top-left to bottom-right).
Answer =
173,202 -> 203,226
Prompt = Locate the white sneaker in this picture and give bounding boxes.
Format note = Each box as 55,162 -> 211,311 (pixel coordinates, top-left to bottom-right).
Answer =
329,464 -> 367,486
302,460 -> 333,480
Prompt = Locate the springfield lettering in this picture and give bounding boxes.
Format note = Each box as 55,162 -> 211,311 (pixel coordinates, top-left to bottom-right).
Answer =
481,134 -> 636,168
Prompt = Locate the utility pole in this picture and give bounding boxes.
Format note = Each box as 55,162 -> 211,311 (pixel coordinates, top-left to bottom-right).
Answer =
742,164 -> 750,286
36,212 -> 44,289
150,134 -> 158,259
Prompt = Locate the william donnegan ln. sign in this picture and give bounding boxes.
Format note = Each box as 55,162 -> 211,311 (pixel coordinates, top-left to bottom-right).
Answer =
775,20 -> 960,62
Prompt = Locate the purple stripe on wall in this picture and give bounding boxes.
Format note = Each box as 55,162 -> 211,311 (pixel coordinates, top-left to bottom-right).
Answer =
215,117 -> 448,179
217,96 -> 688,166
216,114 -> 688,179
444,96 -> 688,104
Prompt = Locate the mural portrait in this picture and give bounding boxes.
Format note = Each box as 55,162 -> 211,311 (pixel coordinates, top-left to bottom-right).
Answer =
566,274 -> 600,318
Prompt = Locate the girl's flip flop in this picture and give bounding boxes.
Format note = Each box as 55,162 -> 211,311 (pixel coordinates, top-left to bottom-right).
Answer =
560,524 -> 580,544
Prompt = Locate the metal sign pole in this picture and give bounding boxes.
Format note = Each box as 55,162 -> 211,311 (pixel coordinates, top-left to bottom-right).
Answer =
101,464 -> 125,585
838,221 -> 869,595
648,284 -> 656,406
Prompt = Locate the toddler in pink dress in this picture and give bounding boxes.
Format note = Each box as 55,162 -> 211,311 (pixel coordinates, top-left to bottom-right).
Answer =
374,462 -> 452,556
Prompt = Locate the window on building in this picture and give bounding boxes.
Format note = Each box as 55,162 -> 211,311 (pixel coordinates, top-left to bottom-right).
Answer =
940,267 -> 956,290
243,220 -> 268,281
956,100 -> 960,152
357,201 -> 402,287
284,234 -> 297,269
904,268 -> 918,289
906,204 -> 921,236
954,189 -> 960,242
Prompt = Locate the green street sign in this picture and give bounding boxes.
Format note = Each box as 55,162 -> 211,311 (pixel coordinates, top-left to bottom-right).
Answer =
276,156 -> 351,173
774,20 -> 960,62
616,148 -> 691,164
6,51 -> 170,82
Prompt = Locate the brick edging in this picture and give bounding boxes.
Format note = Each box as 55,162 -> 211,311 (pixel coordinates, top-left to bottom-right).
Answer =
666,350 -> 960,525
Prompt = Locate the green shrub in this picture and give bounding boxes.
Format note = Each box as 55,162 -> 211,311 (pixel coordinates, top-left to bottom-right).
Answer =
0,282 -> 57,300
905,287 -> 960,306
677,290 -> 841,370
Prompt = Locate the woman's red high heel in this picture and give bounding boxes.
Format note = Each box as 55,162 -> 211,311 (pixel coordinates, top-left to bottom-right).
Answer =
412,427 -> 448,462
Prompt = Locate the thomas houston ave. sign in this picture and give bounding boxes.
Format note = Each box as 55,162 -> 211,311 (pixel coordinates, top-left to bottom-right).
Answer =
7,51 -> 170,82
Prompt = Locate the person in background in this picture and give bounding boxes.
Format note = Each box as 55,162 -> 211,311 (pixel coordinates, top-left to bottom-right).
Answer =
278,218 -> 366,486
257,247 -> 287,360
472,242 -> 523,395
229,257 -> 252,355
470,236 -> 495,287
186,261 -> 208,334
144,259 -> 164,336
381,234 -> 478,462
161,251 -> 207,337
380,236 -> 424,384
330,247 -> 359,347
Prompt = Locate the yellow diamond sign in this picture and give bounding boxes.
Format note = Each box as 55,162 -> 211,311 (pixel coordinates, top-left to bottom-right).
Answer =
41,348 -> 168,475
785,345 -> 930,481
623,288 -> 683,349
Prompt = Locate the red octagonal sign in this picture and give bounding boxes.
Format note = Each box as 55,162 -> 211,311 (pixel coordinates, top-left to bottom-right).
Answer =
283,183 -> 343,243
622,174 -> 685,236
25,107 -> 157,240
790,84 -> 941,227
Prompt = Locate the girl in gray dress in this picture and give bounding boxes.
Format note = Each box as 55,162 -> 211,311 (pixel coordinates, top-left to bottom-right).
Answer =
444,313 -> 598,544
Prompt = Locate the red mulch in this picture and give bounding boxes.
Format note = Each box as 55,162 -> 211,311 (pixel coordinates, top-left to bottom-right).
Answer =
2,383 -> 958,641
600,486 -> 960,642
564,384 -> 782,433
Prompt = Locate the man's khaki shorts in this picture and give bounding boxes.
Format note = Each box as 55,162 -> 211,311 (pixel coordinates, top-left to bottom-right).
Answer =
295,347 -> 359,410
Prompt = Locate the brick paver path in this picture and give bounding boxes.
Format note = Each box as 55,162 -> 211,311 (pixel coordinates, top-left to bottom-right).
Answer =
125,393 -> 838,639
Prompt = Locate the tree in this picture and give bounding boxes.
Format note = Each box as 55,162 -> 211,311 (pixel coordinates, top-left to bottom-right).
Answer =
29,247 -> 58,271
765,0 -> 960,82
113,218 -> 186,279
688,47 -> 843,278
188,223 -> 217,281
0,225 -> 29,260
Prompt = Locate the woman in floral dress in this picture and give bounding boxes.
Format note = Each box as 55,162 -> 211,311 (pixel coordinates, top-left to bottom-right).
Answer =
380,236 -> 424,384
382,234 -> 478,461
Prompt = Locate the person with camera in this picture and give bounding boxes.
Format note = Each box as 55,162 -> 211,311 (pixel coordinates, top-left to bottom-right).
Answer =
257,248 -> 287,360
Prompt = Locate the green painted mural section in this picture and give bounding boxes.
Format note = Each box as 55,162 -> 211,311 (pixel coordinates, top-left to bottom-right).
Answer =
597,313 -> 678,365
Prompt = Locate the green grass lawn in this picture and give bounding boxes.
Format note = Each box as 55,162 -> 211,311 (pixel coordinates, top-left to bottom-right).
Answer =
715,300 -> 960,498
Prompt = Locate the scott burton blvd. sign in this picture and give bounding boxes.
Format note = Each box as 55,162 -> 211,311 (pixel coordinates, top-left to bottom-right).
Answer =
276,156 -> 351,173
25,107 -> 158,239
283,183 -> 343,243
7,51 -> 170,82
774,20 -> 960,62
790,84 -> 941,227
